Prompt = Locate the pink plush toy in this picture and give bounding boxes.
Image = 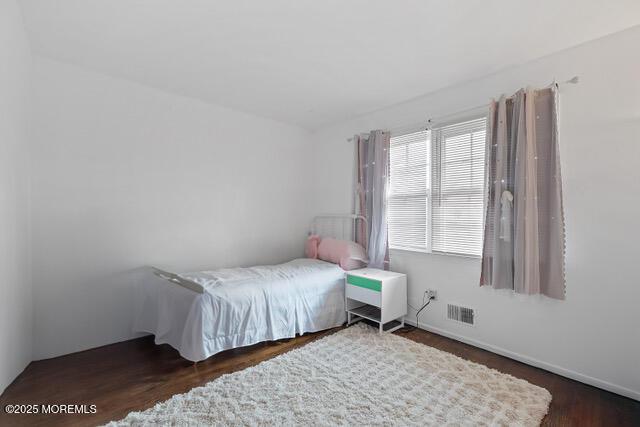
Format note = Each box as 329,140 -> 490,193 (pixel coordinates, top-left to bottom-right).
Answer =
317,237 -> 368,270
305,234 -> 321,259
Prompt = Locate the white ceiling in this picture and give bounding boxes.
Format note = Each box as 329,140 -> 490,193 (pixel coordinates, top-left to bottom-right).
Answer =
20,0 -> 640,130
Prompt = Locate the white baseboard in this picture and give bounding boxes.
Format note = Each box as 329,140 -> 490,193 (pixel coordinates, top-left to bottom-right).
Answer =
404,318 -> 640,402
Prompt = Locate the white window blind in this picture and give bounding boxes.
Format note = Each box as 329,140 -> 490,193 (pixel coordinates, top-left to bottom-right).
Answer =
388,130 -> 429,251
387,117 -> 487,257
431,117 -> 486,256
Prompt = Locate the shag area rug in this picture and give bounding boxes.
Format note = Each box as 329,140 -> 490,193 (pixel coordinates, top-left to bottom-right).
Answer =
107,323 -> 551,426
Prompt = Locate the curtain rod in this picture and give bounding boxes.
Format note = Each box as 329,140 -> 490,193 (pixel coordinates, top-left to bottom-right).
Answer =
347,76 -> 579,142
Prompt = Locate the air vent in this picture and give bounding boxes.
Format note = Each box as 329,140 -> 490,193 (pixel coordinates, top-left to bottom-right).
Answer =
447,304 -> 475,325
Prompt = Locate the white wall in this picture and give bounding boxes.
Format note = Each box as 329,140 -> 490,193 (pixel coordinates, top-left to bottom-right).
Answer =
30,57 -> 315,360
312,27 -> 640,399
0,0 -> 33,393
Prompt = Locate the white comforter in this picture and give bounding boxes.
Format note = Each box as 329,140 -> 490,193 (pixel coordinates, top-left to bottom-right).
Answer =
133,259 -> 346,361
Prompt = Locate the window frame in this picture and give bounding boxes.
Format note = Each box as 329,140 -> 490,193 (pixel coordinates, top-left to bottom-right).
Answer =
387,114 -> 487,258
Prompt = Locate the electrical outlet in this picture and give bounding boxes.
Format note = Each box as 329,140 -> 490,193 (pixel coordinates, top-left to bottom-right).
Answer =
425,289 -> 437,300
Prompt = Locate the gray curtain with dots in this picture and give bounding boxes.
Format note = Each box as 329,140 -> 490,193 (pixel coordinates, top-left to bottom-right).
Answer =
480,87 -> 566,299
355,130 -> 390,270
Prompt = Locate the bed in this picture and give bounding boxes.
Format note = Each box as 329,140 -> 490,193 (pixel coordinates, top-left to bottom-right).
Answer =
132,215 -> 365,362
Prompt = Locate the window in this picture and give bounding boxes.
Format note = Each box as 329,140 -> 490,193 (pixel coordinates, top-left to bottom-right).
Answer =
388,117 -> 487,257
388,130 -> 430,251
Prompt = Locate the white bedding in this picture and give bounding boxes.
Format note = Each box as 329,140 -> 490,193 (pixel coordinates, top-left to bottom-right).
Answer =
132,258 -> 346,361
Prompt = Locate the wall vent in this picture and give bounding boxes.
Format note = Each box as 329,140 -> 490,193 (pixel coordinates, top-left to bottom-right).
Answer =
447,303 -> 475,325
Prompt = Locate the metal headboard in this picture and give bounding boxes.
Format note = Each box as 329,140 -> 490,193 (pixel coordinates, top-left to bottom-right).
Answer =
309,214 -> 367,244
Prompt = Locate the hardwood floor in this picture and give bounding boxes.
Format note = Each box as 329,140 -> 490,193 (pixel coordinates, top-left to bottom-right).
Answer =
1,326 -> 638,426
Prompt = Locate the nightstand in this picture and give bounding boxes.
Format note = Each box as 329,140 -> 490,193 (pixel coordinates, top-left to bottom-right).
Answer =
345,268 -> 407,333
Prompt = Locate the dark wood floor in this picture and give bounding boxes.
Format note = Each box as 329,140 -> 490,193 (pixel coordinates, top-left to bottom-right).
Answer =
1,326 -> 638,426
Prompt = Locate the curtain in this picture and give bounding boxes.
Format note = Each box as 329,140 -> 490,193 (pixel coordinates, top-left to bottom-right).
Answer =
480,87 -> 565,299
355,130 -> 390,269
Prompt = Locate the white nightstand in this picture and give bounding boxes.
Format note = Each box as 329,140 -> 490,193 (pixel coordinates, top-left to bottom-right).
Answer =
345,268 -> 407,333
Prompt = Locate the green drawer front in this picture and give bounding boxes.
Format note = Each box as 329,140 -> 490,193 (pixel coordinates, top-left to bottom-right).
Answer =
347,275 -> 381,292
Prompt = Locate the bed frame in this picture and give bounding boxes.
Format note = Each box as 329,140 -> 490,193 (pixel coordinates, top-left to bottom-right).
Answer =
309,214 -> 367,242
152,214 -> 367,294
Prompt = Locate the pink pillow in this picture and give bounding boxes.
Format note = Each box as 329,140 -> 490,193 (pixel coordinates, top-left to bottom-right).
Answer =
317,238 -> 368,270
305,234 -> 321,259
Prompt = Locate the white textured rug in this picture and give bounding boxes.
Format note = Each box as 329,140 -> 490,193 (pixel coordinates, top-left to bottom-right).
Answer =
108,324 -> 551,426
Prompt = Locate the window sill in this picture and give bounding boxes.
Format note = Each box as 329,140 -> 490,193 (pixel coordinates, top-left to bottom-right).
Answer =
389,246 -> 481,260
